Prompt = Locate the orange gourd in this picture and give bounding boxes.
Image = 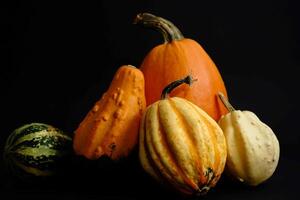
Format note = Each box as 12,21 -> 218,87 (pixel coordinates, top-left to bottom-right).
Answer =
134,13 -> 228,121
73,65 -> 146,160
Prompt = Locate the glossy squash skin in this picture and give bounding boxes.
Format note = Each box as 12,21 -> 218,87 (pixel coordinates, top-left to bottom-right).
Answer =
134,13 -> 228,121
73,65 -> 146,160
3,123 -> 72,179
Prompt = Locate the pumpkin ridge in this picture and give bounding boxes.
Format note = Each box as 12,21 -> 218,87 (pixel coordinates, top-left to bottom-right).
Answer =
157,100 -> 200,191
143,112 -> 164,181
141,102 -> 194,194
171,98 -> 216,185
183,99 -> 226,186
168,98 -> 203,178
197,112 -> 222,185
139,107 -> 161,181
187,101 -> 219,164
156,101 -> 197,192
143,133 -> 170,185
151,103 -> 193,192
145,105 -> 176,184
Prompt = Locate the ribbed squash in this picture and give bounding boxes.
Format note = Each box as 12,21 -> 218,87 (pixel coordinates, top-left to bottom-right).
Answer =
134,13 -> 228,121
139,76 -> 227,195
73,65 -> 146,160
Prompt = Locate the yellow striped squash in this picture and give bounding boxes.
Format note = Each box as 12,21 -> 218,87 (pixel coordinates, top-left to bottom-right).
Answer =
139,76 -> 227,195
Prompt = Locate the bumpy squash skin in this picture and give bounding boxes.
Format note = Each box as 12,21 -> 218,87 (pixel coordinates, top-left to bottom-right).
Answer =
135,13 -> 228,121
73,65 -> 146,160
217,93 -> 280,186
218,110 -> 280,186
139,97 -> 227,195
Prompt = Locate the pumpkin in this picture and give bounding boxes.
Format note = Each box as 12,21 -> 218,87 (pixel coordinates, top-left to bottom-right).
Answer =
3,123 -> 72,179
134,13 -> 228,121
218,92 -> 280,186
139,75 -> 227,195
73,65 -> 146,160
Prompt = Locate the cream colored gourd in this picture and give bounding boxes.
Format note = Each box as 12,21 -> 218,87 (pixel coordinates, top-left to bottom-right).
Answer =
217,92 -> 280,186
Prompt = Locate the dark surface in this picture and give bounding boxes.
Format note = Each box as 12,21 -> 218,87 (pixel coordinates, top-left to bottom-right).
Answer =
1,0 -> 299,199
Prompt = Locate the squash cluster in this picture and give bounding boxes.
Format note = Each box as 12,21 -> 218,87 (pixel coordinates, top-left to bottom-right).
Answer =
3,12 -> 280,196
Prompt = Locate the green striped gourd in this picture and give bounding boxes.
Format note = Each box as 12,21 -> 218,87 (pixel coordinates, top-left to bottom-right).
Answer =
3,123 -> 72,179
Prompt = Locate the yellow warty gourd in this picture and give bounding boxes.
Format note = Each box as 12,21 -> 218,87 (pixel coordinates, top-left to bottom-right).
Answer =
139,76 -> 227,195
218,92 -> 280,186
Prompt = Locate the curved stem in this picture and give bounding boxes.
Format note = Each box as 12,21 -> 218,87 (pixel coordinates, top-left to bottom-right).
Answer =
217,92 -> 235,112
133,13 -> 184,43
161,75 -> 195,99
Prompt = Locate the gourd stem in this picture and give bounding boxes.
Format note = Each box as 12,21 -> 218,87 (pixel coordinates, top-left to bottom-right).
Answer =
218,92 -> 235,112
133,13 -> 184,43
161,75 -> 195,99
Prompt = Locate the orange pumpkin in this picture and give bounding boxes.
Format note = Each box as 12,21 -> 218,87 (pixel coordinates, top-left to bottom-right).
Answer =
134,13 -> 228,121
73,65 -> 146,160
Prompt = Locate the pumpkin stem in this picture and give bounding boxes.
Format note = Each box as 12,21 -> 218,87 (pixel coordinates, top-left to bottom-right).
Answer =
133,13 -> 184,43
161,75 -> 196,99
218,92 -> 235,112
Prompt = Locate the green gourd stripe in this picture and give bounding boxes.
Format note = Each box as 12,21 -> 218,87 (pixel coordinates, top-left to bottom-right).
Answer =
14,146 -> 61,158
11,154 -> 57,170
9,137 -> 71,153
4,123 -> 72,178
12,158 -> 53,176
9,123 -> 49,145
8,130 -> 71,150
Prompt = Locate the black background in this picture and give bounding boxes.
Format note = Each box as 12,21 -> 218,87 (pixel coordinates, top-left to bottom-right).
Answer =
1,0 -> 300,199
